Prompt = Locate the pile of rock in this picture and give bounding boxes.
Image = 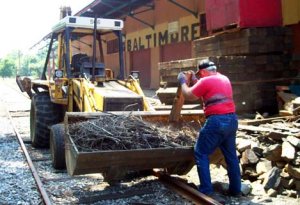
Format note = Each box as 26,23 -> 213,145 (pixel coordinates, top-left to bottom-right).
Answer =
236,119 -> 300,197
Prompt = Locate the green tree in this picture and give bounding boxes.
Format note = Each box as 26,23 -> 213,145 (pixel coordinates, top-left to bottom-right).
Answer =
0,40 -> 57,79
21,54 -> 44,77
0,58 -> 16,78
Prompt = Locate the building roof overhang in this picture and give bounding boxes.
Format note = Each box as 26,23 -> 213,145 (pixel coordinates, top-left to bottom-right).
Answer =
75,0 -> 154,19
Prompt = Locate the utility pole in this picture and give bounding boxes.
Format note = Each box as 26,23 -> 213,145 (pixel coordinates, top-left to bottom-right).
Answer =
17,50 -> 21,75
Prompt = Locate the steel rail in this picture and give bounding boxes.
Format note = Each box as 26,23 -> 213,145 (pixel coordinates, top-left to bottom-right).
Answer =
153,170 -> 222,205
6,108 -> 52,205
5,80 -> 31,99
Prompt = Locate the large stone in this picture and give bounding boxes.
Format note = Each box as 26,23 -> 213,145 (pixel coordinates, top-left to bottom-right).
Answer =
292,152 -> 300,166
252,146 -> 264,158
265,132 -> 286,141
251,180 -> 266,196
236,139 -> 252,152
256,159 -> 272,175
287,135 -> 300,148
241,149 -> 259,165
286,164 -> 300,179
281,141 -> 295,161
258,172 -> 267,180
287,190 -> 298,198
212,181 -> 228,193
281,178 -> 295,189
250,141 -> 260,149
263,144 -> 282,162
263,167 -> 281,190
209,148 -> 226,166
244,167 -> 259,177
241,180 -> 252,195
295,180 -> 300,191
275,161 -> 286,169
280,169 -> 290,178
267,188 -> 278,197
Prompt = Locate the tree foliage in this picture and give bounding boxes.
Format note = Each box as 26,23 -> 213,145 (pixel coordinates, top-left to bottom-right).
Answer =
0,45 -> 50,78
0,58 -> 16,78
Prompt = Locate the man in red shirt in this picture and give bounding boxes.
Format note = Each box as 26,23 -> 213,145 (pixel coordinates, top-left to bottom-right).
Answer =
177,59 -> 241,196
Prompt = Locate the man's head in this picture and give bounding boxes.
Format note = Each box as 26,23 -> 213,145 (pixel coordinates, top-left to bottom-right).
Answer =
196,59 -> 217,77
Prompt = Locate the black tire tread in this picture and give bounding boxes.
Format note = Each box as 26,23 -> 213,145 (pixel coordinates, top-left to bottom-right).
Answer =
50,124 -> 66,169
30,92 -> 63,148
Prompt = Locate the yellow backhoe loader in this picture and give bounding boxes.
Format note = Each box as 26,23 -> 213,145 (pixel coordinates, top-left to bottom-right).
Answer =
17,15 -> 206,182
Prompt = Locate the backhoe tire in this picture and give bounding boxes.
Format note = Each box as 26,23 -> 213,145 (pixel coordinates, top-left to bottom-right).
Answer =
50,124 -> 66,169
30,92 -> 63,148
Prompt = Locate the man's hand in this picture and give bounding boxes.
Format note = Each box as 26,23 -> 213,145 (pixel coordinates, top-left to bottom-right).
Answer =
177,72 -> 187,85
178,71 -> 198,86
177,71 -> 199,101
189,70 -> 198,85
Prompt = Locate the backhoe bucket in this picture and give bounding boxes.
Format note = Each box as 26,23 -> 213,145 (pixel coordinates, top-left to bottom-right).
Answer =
63,110 -> 226,182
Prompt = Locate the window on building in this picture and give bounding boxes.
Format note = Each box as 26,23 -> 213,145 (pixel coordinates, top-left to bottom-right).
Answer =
107,39 -> 119,54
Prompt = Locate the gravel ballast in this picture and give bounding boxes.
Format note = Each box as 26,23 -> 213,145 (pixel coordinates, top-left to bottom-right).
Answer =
0,109 -> 41,204
1,79 -> 300,204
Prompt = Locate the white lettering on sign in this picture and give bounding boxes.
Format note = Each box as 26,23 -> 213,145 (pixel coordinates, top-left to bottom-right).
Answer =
126,22 -> 200,52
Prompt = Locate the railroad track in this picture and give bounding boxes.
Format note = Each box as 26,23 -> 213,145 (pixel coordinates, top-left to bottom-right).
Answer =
1,79 -> 221,205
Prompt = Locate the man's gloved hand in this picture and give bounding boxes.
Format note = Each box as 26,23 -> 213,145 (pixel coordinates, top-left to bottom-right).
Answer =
190,70 -> 198,85
177,72 -> 187,85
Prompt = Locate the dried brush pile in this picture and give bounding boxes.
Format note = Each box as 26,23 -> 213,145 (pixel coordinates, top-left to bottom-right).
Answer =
68,114 -> 199,152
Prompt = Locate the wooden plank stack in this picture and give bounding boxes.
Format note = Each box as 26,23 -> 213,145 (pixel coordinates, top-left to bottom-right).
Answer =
159,58 -> 199,87
158,27 -> 299,114
193,27 -> 292,57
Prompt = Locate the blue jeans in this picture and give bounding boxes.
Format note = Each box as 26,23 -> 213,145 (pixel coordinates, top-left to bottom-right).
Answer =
194,113 -> 241,195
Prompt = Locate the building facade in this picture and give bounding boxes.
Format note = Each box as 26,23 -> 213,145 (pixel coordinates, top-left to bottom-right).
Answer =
75,0 -> 300,93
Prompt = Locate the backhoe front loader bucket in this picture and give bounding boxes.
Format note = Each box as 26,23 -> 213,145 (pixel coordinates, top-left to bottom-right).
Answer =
63,111 -> 223,182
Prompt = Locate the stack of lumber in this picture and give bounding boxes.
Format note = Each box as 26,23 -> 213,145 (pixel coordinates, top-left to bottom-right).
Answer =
158,55 -> 298,113
159,55 -> 296,85
216,55 -> 297,113
276,86 -> 300,116
193,27 -> 292,57
159,58 -> 200,87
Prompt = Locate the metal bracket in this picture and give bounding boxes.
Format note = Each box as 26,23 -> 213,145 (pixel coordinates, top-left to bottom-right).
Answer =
168,0 -> 198,17
129,14 -> 154,30
128,1 -> 155,30
101,0 -> 155,29
100,1 -> 115,9
103,0 -> 141,17
71,37 -> 92,47
131,6 -> 154,15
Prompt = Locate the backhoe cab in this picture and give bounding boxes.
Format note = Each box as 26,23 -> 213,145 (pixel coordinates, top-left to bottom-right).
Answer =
50,16 -> 124,83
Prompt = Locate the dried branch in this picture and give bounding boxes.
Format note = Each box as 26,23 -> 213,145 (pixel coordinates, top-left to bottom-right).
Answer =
67,113 -> 199,152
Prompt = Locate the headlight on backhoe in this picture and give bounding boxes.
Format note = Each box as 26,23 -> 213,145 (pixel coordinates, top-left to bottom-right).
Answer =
130,71 -> 140,80
54,70 -> 64,78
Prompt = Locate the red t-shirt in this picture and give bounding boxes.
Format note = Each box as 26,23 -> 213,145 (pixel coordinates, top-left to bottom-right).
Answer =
191,73 -> 235,116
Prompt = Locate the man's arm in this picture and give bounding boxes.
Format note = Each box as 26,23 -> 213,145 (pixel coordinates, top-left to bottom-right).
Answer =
177,72 -> 199,101
181,83 -> 199,101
